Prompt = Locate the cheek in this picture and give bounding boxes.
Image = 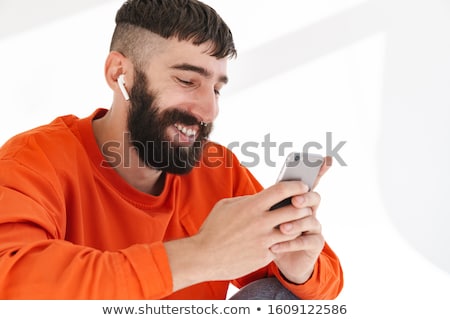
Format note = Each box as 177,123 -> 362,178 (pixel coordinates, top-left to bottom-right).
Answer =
157,89 -> 194,112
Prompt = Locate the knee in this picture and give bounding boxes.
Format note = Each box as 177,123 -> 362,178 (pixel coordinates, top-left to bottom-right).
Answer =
229,277 -> 299,300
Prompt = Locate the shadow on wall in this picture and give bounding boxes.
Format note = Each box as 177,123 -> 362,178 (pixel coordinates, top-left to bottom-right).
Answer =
227,0 -> 450,275
0,0 -> 113,39
378,0 -> 450,274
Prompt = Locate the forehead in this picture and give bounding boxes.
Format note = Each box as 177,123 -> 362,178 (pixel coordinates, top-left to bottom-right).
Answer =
147,38 -> 228,77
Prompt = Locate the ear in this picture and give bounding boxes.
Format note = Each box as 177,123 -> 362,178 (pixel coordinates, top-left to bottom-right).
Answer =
104,51 -> 133,94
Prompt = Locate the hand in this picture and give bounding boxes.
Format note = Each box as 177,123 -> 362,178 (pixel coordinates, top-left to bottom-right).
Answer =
269,157 -> 331,284
270,189 -> 325,284
165,181 -> 312,291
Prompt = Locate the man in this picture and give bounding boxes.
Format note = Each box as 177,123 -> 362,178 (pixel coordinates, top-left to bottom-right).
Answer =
0,0 -> 343,299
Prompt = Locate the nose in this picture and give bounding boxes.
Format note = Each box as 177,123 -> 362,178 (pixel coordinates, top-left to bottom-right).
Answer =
193,86 -> 219,124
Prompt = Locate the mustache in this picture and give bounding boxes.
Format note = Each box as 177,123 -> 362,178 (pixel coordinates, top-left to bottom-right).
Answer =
162,109 -> 213,137
164,108 -> 202,126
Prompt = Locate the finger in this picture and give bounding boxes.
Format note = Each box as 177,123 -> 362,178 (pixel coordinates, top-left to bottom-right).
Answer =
312,156 -> 332,190
255,181 -> 309,211
319,156 -> 332,176
278,214 -> 321,235
269,206 -> 313,230
290,191 -> 321,210
270,233 -> 325,254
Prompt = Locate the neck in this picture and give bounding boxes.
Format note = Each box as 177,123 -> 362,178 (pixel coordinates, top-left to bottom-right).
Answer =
92,108 -> 165,195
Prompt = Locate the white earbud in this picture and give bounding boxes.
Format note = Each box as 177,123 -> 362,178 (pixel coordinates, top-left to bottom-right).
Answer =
117,74 -> 130,101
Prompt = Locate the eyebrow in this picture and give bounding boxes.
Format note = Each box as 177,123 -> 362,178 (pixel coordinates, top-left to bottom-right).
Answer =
170,63 -> 229,84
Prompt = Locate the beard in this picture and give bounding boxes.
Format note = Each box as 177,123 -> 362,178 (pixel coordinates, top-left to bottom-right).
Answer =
127,69 -> 213,175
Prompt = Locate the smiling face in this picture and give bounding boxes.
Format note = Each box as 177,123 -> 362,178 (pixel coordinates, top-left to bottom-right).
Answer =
127,38 -> 229,174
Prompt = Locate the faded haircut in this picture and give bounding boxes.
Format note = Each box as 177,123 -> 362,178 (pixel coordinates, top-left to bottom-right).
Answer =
110,0 -> 237,67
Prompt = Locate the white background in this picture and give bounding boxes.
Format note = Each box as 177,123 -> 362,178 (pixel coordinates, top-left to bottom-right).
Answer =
1,0 -> 449,318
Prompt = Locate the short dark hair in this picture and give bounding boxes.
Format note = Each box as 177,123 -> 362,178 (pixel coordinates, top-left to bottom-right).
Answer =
110,0 -> 236,65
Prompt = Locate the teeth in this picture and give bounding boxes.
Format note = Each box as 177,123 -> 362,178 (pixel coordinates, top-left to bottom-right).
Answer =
175,124 -> 197,137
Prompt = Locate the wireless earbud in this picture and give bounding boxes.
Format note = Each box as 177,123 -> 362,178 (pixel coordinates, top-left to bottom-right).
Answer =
117,74 -> 130,101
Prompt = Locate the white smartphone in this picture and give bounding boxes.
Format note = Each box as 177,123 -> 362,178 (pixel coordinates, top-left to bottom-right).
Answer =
270,152 -> 324,210
275,152 -> 324,188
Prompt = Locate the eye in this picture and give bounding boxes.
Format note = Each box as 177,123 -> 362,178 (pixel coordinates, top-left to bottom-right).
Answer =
176,77 -> 194,86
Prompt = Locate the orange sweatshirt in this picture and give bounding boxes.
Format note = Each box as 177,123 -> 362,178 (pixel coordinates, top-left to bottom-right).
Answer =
0,109 -> 343,299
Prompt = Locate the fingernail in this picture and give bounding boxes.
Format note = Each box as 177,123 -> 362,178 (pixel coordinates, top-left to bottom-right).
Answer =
283,223 -> 293,232
294,196 -> 305,205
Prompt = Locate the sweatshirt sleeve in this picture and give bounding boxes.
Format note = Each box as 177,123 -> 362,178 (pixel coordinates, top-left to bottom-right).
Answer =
0,156 -> 174,299
268,242 -> 344,299
0,227 -> 173,299
232,241 -> 344,300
